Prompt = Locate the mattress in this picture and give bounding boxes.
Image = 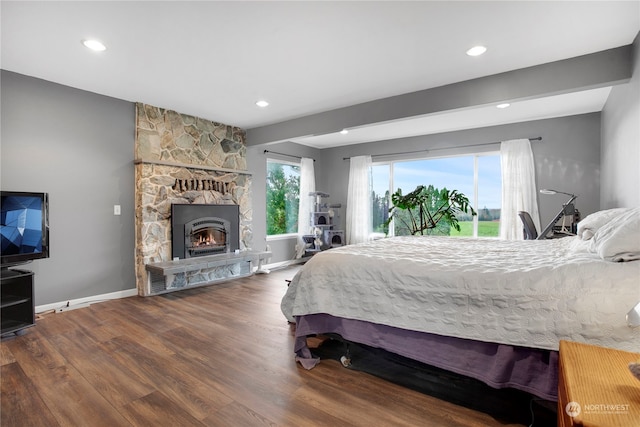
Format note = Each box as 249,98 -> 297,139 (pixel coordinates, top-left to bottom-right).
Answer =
281,236 -> 640,352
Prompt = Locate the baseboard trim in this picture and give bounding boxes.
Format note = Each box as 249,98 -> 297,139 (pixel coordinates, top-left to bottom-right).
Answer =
36,259 -> 306,313
261,258 -> 307,271
36,288 -> 138,314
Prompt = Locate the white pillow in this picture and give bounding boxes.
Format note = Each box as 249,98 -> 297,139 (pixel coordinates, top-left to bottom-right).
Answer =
577,207 -> 630,240
589,207 -> 640,262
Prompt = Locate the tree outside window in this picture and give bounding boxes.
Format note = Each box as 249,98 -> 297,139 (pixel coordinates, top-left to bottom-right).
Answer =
266,161 -> 300,235
371,154 -> 501,238
372,164 -> 390,236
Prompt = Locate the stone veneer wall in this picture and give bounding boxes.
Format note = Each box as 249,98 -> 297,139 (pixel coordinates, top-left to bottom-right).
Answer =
134,103 -> 252,295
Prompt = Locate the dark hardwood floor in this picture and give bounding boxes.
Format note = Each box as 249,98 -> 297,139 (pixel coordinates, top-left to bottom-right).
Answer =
2,266 -> 533,426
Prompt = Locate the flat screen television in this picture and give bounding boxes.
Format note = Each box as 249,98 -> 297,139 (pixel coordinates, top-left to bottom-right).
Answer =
1,191 -> 50,268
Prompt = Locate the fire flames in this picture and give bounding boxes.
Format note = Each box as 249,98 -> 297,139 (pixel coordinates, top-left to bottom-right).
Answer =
191,230 -> 224,248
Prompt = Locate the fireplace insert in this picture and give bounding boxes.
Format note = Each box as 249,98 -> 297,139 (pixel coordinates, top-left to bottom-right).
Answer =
171,204 -> 240,260
184,217 -> 230,257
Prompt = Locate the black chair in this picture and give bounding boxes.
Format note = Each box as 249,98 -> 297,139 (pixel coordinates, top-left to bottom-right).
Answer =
518,211 -> 538,240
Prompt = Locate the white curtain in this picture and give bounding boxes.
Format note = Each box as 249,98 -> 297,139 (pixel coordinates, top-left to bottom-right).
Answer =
346,155 -> 372,245
500,139 -> 541,240
295,157 -> 315,258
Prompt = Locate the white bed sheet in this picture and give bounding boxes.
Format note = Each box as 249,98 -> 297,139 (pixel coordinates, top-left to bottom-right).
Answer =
281,236 -> 640,352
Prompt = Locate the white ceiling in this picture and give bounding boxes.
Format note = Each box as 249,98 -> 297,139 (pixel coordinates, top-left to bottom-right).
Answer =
1,1 -> 639,148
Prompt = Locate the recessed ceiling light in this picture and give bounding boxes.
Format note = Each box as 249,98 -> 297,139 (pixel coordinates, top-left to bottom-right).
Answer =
340,129 -> 349,135
466,45 -> 487,57
255,100 -> 269,108
496,103 -> 511,109
82,39 -> 107,52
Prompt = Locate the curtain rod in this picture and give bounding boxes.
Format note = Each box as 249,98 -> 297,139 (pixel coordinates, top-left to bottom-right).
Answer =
263,150 -> 315,162
342,136 -> 542,161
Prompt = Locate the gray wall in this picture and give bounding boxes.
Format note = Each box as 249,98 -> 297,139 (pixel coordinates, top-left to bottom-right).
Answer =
1,70 -> 136,306
601,33 -> 640,208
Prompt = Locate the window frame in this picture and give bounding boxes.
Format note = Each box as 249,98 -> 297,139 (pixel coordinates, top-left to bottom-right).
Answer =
372,150 -> 501,238
265,157 -> 301,240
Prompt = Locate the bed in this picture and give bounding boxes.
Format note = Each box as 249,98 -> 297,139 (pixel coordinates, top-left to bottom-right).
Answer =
281,207 -> 640,401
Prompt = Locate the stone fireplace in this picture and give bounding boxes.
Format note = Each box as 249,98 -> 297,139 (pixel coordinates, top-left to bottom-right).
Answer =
134,103 -> 252,296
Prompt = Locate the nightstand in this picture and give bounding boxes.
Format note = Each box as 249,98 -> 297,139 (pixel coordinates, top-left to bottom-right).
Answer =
558,340 -> 640,427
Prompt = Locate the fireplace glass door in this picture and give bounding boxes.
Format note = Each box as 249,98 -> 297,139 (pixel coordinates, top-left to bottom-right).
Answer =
184,217 -> 230,257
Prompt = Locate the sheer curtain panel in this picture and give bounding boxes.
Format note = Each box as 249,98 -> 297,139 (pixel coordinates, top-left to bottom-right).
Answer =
296,158 -> 315,258
500,139 -> 541,240
346,155 -> 372,245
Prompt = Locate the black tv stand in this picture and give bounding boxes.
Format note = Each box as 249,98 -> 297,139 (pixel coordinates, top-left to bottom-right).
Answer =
1,268 -> 35,337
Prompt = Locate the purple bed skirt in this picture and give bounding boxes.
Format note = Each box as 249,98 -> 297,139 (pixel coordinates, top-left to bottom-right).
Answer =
294,313 -> 558,401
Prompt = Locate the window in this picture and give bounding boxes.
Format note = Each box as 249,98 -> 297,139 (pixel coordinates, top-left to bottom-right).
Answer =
266,160 -> 300,236
371,153 -> 501,238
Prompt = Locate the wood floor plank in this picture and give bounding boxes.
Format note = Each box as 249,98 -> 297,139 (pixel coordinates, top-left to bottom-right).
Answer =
182,352 -> 349,427
30,364 -> 131,426
1,362 -> 60,427
101,334 -> 233,420
91,306 -> 179,357
200,401 -> 278,427
120,391 -> 208,427
0,266 -> 533,427
48,328 -> 156,408
0,339 -> 16,366
33,307 -> 88,337
3,333 -> 68,377
164,336 -> 305,422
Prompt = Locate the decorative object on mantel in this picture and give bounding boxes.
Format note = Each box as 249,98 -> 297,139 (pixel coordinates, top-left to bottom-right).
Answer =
173,178 -> 230,194
385,185 -> 476,236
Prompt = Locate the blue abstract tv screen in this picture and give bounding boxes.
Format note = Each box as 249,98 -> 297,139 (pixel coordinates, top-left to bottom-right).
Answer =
1,191 -> 49,266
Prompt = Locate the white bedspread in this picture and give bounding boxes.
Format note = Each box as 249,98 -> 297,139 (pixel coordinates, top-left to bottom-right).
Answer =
281,236 -> 640,352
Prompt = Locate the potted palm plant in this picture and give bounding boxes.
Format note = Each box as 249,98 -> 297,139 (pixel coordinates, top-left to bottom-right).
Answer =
384,185 -> 476,236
